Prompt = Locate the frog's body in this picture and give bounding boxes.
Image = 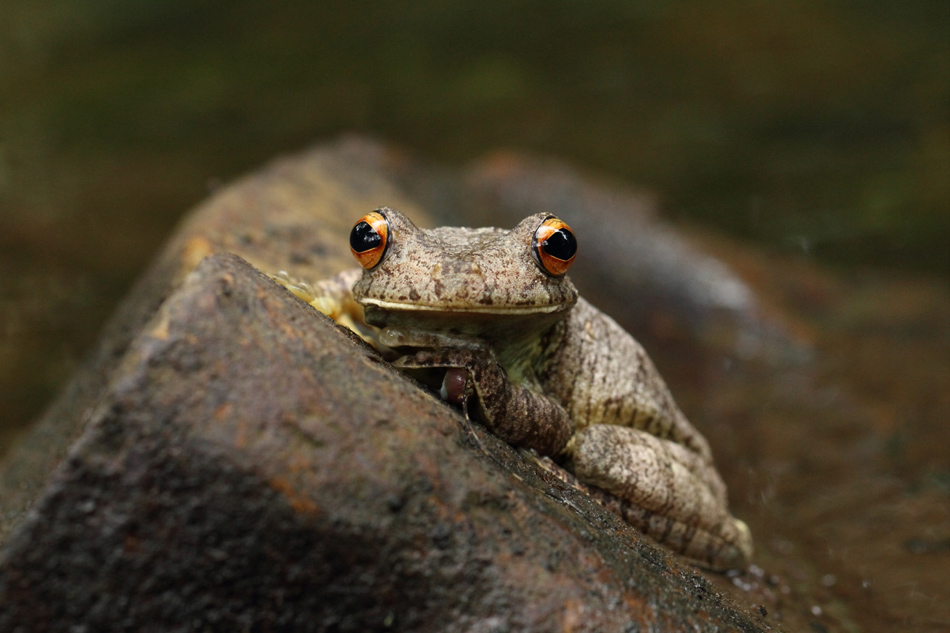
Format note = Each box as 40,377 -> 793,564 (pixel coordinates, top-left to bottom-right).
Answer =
276,207 -> 752,571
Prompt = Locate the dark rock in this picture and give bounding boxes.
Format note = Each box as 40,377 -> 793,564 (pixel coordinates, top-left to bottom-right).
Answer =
0,254 -> 763,631
0,138 -> 770,631
0,138 -> 430,542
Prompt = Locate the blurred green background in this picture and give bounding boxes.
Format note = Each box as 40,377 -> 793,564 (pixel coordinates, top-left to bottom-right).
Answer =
1,0 -> 948,443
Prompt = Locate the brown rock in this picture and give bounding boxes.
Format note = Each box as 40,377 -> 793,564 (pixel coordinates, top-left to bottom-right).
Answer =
0,139 -> 769,631
0,138 -> 432,542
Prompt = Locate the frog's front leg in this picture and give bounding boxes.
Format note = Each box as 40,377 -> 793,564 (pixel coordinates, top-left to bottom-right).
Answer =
571,424 -> 753,570
395,348 -> 573,457
271,268 -> 380,342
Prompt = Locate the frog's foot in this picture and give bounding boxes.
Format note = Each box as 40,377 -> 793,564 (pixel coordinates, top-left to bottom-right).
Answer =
394,348 -> 573,457
271,270 -> 320,306
271,269 -> 362,319
270,268 -> 381,344
571,424 -> 753,571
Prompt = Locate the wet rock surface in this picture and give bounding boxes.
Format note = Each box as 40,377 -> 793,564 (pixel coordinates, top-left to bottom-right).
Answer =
0,253 -> 767,632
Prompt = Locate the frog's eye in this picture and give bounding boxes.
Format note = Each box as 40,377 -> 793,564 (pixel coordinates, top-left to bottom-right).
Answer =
350,211 -> 391,269
533,216 -> 577,276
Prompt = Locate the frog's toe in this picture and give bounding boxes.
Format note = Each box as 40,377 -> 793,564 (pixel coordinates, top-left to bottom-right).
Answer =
440,368 -> 471,404
394,348 -> 478,370
732,517 -> 754,562
392,349 -> 442,368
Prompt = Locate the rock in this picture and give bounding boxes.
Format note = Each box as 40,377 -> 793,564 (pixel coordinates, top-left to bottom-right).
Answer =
0,138 -> 432,542
0,254 -> 765,631
0,138 -> 769,631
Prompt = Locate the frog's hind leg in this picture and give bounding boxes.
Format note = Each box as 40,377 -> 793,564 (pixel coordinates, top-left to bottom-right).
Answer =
570,424 -> 752,571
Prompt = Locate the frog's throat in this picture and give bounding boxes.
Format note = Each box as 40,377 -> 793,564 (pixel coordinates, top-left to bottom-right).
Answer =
359,298 -> 568,315
378,326 -> 489,352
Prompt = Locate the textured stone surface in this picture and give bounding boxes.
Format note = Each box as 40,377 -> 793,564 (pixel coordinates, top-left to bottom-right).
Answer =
0,138 -> 779,631
0,253 -> 765,632
0,139 -> 431,541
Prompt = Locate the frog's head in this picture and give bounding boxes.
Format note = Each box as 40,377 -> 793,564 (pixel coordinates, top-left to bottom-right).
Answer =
348,207 -> 578,350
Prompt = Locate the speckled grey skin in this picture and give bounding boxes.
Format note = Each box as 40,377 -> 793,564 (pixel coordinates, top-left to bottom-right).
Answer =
293,207 -> 752,571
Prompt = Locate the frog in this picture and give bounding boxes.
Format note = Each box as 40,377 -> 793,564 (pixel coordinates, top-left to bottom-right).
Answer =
274,206 -> 753,571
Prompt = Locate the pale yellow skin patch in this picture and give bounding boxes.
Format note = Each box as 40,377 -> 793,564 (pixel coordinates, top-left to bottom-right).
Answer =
273,207 -> 753,571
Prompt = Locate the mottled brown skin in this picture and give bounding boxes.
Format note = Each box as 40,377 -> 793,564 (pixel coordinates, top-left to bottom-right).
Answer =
283,207 -> 753,571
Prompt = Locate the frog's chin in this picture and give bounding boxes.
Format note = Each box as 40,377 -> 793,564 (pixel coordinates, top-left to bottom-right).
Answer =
377,326 -> 489,352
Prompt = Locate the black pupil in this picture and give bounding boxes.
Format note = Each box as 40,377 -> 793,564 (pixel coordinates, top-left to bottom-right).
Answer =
350,221 -> 382,253
542,228 -> 577,261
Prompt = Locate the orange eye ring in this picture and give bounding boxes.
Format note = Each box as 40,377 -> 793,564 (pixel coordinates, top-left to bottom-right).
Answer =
533,216 -> 577,277
349,211 -> 391,269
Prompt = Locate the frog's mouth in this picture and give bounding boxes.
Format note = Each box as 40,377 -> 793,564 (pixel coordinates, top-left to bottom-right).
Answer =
362,302 -> 566,354
360,297 -> 567,316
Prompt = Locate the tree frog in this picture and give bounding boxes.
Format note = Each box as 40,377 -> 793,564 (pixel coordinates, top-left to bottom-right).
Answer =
276,207 -> 753,571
